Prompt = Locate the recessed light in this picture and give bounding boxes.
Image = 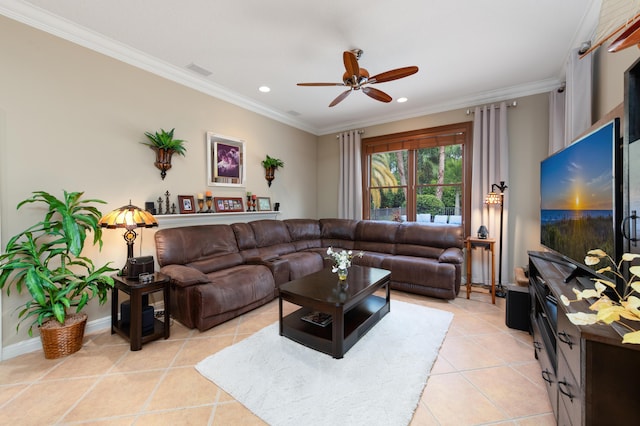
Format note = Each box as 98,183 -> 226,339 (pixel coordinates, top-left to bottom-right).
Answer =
397,97 -> 408,103
259,86 -> 271,93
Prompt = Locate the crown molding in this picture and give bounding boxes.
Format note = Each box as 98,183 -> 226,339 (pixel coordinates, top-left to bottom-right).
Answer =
318,77 -> 561,135
0,1 -> 321,135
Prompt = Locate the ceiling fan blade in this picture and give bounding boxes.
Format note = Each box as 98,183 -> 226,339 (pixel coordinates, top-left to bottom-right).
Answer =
343,51 -> 360,81
369,66 -> 419,84
362,87 -> 392,103
608,18 -> 640,52
297,82 -> 345,86
329,89 -> 352,107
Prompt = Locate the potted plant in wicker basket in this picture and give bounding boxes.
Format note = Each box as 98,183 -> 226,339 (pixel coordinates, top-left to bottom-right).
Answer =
0,190 -> 117,358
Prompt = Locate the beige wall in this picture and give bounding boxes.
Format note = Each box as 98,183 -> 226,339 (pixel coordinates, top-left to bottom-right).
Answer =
594,46 -> 640,120
0,16 -> 317,347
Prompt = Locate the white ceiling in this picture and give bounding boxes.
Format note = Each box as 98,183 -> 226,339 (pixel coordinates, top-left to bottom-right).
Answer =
1,0 -> 601,135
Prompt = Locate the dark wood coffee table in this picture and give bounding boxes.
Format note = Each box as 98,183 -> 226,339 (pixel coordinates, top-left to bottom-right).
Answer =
278,265 -> 390,359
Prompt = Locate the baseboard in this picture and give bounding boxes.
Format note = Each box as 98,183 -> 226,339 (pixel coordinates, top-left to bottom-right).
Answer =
1,315 -> 111,361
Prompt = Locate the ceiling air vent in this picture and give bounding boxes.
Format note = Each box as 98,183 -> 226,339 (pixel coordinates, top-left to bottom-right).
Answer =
186,63 -> 212,77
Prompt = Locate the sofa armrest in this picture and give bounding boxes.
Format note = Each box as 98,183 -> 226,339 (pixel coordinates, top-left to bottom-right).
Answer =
246,256 -> 290,285
160,264 -> 210,288
438,247 -> 463,264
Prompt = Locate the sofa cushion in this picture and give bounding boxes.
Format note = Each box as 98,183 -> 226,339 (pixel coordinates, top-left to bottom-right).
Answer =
160,264 -> 209,287
187,252 -> 245,275
231,222 -> 257,250
250,220 -> 292,246
395,222 -> 463,257
353,251 -> 394,269
196,265 -> 275,318
285,219 -> 321,240
249,220 -> 297,259
388,255 -> 459,295
354,220 -> 399,255
439,247 -> 464,264
155,225 -> 242,269
320,218 -> 358,249
278,251 -> 324,280
284,219 -> 322,251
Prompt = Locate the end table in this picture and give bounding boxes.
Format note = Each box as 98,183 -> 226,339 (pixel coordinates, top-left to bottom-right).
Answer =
111,272 -> 170,350
465,237 -> 496,304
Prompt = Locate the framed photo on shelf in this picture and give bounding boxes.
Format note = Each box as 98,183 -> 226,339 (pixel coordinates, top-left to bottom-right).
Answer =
178,195 -> 196,214
207,132 -> 246,187
213,197 -> 244,212
257,196 -> 272,211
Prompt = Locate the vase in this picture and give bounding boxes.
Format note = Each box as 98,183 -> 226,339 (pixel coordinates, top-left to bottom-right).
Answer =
337,267 -> 348,281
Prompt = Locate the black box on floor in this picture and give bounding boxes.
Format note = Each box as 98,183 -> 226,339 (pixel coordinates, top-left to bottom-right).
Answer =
505,284 -> 530,331
120,300 -> 155,335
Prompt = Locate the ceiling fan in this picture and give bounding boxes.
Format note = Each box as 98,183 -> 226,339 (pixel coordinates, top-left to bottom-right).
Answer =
297,49 -> 419,107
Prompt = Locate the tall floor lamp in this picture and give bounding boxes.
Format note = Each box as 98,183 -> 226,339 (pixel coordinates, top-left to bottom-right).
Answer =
485,181 -> 508,298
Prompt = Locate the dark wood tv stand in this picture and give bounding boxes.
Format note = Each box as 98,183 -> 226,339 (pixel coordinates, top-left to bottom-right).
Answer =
528,252 -> 639,425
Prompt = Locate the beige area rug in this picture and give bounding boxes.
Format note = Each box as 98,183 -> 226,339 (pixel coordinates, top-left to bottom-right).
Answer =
196,300 -> 453,426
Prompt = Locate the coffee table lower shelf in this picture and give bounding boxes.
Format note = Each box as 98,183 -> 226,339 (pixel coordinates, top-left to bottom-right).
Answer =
280,294 -> 389,358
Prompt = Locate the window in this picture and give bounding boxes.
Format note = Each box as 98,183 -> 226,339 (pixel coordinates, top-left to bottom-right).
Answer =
362,122 -> 472,236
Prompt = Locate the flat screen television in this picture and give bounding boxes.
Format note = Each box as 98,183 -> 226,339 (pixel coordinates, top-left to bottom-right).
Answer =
539,118 -> 622,284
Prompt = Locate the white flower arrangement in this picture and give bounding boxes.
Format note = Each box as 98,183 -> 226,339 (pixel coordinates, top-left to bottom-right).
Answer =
326,247 -> 364,272
560,249 -> 640,344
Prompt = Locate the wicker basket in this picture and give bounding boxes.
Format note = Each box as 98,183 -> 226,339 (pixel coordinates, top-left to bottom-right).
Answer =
39,312 -> 87,359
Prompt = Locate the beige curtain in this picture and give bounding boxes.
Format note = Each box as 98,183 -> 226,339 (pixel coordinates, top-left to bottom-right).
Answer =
470,103 -> 509,285
338,130 -> 363,219
565,48 -> 593,145
548,89 -> 566,155
548,48 -> 593,155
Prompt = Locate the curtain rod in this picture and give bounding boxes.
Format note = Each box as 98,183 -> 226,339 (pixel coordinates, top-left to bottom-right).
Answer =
336,129 -> 365,139
465,100 -> 518,115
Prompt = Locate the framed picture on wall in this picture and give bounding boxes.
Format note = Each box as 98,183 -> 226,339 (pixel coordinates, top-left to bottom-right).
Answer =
178,195 -> 196,214
207,132 -> 246,187
213,197 -> 244,212
257,197 -> 272,211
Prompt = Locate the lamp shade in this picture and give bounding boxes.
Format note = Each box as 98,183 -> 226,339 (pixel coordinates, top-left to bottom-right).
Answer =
485,192 -> 502,205
98,202 -> 158,230
99,202 -> 158,265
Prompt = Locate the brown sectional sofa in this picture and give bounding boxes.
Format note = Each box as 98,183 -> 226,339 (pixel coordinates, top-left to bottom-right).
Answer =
154,218 -> 463,331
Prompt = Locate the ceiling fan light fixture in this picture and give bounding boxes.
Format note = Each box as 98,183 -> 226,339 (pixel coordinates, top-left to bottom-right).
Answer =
258,86 -> 271,93
298,49 -> 418,107
397,97 -> 408,103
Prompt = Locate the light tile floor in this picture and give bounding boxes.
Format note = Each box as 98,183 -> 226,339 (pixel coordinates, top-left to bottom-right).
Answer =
0,290 -> 554,425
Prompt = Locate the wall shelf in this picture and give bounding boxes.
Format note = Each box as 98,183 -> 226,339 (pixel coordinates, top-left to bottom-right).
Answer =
155,211 -> 280,227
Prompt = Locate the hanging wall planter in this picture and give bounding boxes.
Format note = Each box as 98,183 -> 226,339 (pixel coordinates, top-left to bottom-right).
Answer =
153,147 -> 175,180
261,155 -> 284,187
142,128 -> 187,180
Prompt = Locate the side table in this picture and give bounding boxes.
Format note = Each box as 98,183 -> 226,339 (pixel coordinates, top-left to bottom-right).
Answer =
111,272 -> 170,350
465,237 -> 496,304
